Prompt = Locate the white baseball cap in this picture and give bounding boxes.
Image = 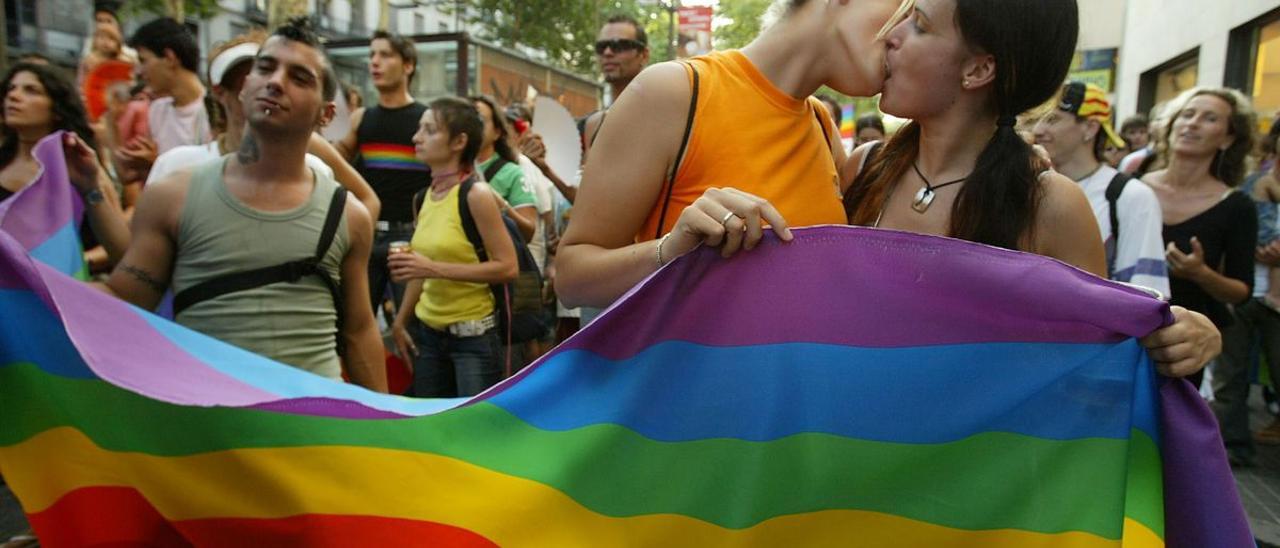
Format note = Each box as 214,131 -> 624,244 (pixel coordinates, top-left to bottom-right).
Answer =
208,42 -> 259,87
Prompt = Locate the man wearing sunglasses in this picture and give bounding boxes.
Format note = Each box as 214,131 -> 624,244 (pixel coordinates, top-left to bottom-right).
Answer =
597,16 -> 650,103
582,15 -> 650,154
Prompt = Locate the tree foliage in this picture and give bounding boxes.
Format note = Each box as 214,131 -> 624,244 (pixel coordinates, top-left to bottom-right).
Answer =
121,0 -> 221,22
447,0 -> 678,75
713,0 -> 772,50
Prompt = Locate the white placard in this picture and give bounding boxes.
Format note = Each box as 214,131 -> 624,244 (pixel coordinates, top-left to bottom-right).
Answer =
531,96 -> 583,189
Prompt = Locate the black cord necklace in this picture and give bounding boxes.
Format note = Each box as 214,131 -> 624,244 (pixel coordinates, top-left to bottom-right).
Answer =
910,163 -> 968,213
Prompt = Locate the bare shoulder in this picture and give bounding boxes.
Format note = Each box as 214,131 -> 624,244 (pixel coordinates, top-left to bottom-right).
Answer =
343,191 -> 373,235
350,106 -> 366,125
467,181 -> 500,208
1036,171 -> 1091,221
134,167 -> 196,239
841,141 -> 882,191
1033,170 -> 1107,275
608,61 -> 693,116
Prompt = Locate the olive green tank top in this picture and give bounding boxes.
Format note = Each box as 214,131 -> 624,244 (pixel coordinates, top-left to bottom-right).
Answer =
172,157 -> 349,378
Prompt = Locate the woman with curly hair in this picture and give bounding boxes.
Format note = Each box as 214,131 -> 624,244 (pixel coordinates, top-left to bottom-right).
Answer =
0,62 -> 130,264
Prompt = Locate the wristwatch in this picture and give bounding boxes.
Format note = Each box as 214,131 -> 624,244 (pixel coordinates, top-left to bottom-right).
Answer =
81,187 -> 105,205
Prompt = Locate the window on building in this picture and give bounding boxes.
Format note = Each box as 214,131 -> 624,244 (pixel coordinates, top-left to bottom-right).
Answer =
1138,49 -> 1199,119
351,1 -> 365,34
415,13 -> 425,35
1228,8 -> 1280,133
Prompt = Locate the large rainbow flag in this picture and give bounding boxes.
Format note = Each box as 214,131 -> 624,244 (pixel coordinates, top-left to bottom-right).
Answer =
0,198 -> 1255,546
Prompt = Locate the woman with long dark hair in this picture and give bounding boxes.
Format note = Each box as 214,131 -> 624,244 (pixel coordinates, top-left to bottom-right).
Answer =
840,0 -> 1217,377
471,94 -> 537,241
0,62 -> 129,263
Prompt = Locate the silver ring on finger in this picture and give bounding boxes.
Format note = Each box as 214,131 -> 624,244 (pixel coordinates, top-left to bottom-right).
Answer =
720,210 -> 738,228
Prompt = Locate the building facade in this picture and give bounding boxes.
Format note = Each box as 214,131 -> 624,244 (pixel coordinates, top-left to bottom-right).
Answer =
1115,0 -> 1280,131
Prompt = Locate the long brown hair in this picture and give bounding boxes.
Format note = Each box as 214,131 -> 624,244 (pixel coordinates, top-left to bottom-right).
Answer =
846,0 -> 1079,251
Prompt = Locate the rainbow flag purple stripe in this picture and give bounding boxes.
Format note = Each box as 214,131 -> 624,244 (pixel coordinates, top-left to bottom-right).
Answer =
0,221 -> 1254,546
0,131 -> 86,279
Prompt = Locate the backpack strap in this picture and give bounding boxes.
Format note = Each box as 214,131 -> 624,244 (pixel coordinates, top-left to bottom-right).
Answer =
654,61 -> 701,240
483,157 -> 511,184
1104,172 -> 1130,278
458,177 -> 486,260
172,188 -> 349,335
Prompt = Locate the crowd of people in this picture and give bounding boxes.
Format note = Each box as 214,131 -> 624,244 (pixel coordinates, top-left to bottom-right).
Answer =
2,0 -> 1279,470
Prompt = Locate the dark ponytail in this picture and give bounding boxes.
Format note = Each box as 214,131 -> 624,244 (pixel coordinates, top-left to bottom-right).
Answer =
847,0 -> 1079,251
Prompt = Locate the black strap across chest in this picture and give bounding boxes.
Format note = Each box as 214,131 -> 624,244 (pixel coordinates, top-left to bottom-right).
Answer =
172,187 -> 350,351
1104,172 -> 1131,278
483,157 -> 511,184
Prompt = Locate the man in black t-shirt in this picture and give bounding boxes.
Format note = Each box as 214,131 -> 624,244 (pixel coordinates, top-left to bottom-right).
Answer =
335,30 -> 429,313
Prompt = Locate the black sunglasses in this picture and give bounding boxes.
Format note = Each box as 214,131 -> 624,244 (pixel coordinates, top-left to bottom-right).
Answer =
594,39 -> 646,55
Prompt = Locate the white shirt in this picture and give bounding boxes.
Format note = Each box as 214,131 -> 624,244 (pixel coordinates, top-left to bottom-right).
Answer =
518,155 -> 555,271
147,142 -> 335,186
148,94 -> 213,155
1078,165 -> 1170,298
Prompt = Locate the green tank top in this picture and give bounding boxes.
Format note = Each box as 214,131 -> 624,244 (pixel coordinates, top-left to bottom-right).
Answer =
172,157 -> 350,378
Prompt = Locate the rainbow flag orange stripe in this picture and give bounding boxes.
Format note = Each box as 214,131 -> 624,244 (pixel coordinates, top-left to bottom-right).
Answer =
0,218 -> 1254,545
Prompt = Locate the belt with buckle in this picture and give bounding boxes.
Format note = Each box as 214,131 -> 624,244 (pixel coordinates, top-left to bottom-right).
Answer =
446,314 -> 497,337
376,220 -> 416,233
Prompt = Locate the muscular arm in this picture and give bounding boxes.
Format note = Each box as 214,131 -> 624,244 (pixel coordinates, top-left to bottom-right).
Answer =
82,168 -> 131,264
95,171 -> 187,310
308,132 -> 381,221
1032,172 -> 1108,277
337,197 -> 389,393
332,107 -> 365,162
556,62 -> 690,307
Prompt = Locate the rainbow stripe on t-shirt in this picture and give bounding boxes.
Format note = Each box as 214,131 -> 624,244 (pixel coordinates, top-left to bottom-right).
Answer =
361,143 -> 428,171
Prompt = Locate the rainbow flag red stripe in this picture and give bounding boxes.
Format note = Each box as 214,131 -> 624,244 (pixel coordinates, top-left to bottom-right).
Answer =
0,220 -> 1253,546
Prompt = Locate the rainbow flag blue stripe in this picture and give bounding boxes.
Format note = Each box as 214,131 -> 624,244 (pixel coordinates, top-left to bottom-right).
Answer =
0,218 -> 1254,546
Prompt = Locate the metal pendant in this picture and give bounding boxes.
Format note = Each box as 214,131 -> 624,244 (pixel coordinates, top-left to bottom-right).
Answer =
912,186 -> 935,213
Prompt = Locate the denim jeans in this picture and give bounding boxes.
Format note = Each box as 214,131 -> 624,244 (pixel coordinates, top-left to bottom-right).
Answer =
369,225 -> 415,313
408,320 -> 502,398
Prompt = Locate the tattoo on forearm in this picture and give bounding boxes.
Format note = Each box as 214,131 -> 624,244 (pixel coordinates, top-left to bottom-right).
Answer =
237,133 -> 261,164
121,264 -> 167,293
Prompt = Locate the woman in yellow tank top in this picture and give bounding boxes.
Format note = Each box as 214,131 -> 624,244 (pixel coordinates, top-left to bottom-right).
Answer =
558,0 -> 908,308
389,97 -> 517,397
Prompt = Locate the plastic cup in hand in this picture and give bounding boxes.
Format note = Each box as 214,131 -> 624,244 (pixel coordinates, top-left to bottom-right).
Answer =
389,241 -> 412,255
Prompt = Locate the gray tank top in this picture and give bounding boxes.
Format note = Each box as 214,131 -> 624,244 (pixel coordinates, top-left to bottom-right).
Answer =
172,156 -> 350,378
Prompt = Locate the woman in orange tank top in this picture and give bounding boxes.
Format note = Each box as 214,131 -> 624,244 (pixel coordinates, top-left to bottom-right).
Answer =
558,0 -> 907,308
